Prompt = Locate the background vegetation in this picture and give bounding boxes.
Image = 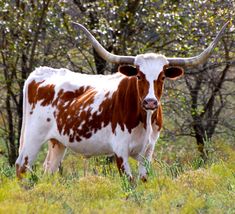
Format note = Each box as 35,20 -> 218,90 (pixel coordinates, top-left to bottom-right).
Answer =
0,0 -> 234,213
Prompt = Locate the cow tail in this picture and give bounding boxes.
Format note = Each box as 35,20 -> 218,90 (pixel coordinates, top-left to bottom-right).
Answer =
19,82 -> 28,153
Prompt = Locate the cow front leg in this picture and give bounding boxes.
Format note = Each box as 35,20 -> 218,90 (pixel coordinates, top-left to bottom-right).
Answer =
137,128 -> 160,182
115,154 -> 133,181
137,143 -> 155,182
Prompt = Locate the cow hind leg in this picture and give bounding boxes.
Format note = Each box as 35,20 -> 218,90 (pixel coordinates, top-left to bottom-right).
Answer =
43,139 -> 66,174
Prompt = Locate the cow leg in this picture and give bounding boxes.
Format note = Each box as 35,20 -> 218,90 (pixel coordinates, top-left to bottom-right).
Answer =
15,137 -> 45,179
43,139 -> 66,174
115,154 -> 133,181
134,111 -> 157,182
137,143 -> 155,182
83,158 -> 89,176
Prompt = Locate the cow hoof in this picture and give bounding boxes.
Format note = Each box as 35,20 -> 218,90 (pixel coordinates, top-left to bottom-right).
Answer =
140,176 -> 148,182
16,163 -> 27,179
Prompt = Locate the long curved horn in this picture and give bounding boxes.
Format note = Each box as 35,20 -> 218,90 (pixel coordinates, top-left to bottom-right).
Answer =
72,22 -> 135,65
167,21 -> 229,67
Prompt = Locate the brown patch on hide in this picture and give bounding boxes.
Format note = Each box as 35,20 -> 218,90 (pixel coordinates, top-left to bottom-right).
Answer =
154,71 -> 165,101
28,80 -> 55,110
136,71 -> 150,103
28,80 -> 44,109
50,138 -> 61,148
111,76 -> 147,133
16,156 -> 28,179
135,70 -> 164,131
155,105 -> 163,130
52,86 -> 98,142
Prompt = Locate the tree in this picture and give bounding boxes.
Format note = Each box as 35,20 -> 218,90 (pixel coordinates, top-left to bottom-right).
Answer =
159,1 -> 235,159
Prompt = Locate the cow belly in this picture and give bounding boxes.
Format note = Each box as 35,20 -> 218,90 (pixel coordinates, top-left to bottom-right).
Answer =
55,124 -> 148,158
55,125 -> 146,157
56,124 -> 114,157
67,138 -> 114,157
64,123 -> 151,158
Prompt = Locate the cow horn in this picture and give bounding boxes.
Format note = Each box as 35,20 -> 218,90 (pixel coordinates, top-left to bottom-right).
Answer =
72,22 -> 135,65
167,21 -> 229,67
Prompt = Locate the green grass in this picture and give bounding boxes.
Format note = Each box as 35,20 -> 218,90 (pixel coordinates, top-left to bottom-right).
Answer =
0,138 -> 235,214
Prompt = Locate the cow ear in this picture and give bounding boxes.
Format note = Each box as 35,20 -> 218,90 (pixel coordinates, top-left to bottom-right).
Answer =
118,65 -> 138,76
164,66 -> 184,80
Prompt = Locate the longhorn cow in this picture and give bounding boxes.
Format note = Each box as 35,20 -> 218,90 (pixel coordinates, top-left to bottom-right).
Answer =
16,22 -> 228,180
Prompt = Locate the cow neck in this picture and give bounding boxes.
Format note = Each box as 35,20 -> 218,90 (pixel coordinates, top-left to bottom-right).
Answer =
110,76 -> 147,133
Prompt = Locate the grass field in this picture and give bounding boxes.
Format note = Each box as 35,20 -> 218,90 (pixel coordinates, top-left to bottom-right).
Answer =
0,138 -> 235,214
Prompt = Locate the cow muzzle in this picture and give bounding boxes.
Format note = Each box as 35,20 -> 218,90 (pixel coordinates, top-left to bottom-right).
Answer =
142,98 -> 158,110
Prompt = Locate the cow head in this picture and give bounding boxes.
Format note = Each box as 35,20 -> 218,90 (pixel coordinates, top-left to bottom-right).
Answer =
119,54 -> 183,111
73,22 -> 228,110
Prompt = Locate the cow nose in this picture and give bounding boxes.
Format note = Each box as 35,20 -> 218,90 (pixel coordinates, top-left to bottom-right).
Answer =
142,98 -> 158,110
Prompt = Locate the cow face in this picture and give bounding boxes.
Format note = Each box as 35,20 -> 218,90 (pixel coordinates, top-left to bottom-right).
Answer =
119,54 -> 184,111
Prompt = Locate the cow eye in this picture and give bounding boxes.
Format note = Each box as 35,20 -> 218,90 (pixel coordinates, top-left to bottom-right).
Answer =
136,75 -> 141,80
161,76 -> 166,81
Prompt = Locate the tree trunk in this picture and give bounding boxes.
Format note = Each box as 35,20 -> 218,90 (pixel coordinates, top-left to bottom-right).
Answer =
93,48 -> 107,74
6,91 -> 17,166
194,128 -> 208,161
